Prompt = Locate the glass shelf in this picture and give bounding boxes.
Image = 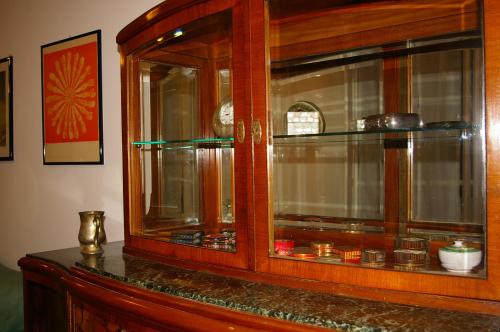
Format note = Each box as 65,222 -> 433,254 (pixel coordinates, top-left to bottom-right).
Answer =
133,137 -> 234,149
272,124 -> 478,145
131,124 -> 477,148
274,219 -> 385,234
268,252 -> 486,278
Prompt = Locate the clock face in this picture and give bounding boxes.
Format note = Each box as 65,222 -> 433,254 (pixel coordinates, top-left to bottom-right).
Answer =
212,99 -> 234,138
219,102 -> 233,125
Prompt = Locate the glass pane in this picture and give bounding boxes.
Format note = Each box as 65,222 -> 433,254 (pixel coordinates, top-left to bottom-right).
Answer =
272,59 -> 385,221
136,10 -> 236,252
141,62 -> 200,225
268,0 -> 485,277
411,49 -> 484,225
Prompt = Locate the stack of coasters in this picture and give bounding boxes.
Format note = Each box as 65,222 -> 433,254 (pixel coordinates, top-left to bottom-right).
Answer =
203,229 -> 236,251
168,230 -> 204,246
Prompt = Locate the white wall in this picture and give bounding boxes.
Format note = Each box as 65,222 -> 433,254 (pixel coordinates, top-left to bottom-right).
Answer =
0,0 -> 164,270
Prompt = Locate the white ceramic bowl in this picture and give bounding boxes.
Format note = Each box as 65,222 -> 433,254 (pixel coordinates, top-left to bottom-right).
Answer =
438,241 -> 482,273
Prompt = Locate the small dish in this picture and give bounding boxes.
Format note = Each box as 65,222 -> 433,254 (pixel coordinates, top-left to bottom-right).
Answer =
275,239 -> 295,256
362,249 -> 385,265
291,247 -> 317,259
438,240 -> 482,273
398,237 -> 427,250
311,242 -> 337,257
425,120 -> 468,129
363,113 -> 423,130
394,249 -> 427,266
342,221 -> 364,234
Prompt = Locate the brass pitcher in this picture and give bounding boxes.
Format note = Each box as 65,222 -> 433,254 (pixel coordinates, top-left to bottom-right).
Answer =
78,211 -> 106,255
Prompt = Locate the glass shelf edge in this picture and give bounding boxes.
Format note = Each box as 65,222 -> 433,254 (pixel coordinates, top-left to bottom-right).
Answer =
132,128 -> 476,145
132,137 -> 235,146
273,125 -> 477,140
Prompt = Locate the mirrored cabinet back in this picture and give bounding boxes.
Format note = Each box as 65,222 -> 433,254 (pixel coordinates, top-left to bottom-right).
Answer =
117,0 -> 500,311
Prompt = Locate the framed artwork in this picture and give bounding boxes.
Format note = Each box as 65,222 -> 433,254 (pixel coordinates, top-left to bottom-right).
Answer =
41,30 -> 103,164
0,56 -> 13,161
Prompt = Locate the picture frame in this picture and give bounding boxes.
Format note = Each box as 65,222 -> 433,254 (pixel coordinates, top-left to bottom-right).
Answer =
41,30 -> 103,164
0,56 -> 13,161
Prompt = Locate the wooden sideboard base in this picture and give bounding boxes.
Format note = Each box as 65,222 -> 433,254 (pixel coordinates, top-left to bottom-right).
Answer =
18,243 -> 500,331
19,254 -> 332,332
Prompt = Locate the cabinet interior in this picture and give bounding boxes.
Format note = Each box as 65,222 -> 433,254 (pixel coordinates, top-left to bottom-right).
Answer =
268,0 -> 486,276
132,9 -> 236,252
126,0 -> 487,278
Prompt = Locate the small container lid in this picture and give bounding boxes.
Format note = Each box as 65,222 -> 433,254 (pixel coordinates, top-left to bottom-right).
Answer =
440,240 -> 480,253
291,247 -> 317,259
275,239 -> 295,249
310,241 -> 334,249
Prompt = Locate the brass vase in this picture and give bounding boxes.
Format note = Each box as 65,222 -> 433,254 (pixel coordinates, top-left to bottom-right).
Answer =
78,211 -> 106,255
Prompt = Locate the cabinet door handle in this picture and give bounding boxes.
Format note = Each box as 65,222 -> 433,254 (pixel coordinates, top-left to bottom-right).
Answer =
236,119 -> 245,143
252,120 -> 262,144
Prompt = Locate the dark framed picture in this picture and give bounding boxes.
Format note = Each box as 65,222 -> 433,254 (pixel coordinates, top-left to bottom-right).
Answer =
41,30 -> 103,164
0,56 -> 13,161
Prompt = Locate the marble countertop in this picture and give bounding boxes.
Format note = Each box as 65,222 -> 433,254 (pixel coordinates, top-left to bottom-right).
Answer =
28,242 -> 500,332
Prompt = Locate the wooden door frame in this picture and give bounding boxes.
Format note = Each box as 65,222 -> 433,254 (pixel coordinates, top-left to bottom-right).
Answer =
252,0 -> 500,303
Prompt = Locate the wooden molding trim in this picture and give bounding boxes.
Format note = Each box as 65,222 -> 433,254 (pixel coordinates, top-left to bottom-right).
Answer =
116,0 -> 205,44
18,256 -> 67,293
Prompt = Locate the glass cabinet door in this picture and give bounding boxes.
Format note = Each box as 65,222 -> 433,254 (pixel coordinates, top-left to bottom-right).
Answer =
266,0 -> 485,277
127,8 -> 243,257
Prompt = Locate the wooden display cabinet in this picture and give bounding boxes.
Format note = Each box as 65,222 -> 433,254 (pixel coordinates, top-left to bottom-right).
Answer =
118,0 -> 500,312
120,0 -> 251,269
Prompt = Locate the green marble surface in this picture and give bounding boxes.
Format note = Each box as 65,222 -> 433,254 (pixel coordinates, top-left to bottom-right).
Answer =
28,241 -> 500,332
